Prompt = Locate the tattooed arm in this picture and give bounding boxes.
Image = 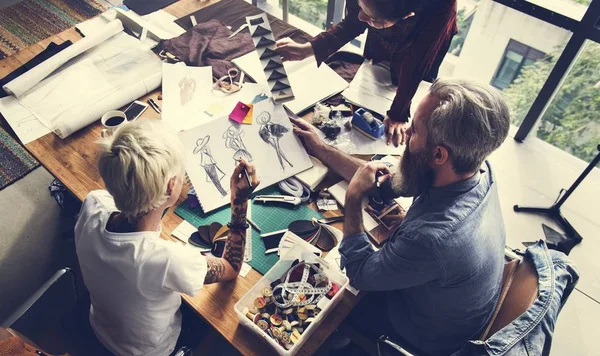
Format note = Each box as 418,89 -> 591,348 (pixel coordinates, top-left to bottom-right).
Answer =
203,160 -> 259,284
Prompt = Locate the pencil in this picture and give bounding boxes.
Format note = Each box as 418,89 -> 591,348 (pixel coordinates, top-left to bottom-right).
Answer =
247,217 -> 261,232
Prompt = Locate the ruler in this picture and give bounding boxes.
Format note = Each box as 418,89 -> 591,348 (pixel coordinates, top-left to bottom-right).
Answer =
244,203 -> 253,262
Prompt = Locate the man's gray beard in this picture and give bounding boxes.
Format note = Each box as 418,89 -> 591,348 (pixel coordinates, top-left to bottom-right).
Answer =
391,144 -> 435,197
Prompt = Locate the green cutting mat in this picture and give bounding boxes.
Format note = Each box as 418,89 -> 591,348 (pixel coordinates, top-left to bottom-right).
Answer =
174,186 -> 323,275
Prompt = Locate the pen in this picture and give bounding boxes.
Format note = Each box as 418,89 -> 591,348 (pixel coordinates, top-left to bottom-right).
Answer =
247,217 -> 261,232
147,98 -> 161,114
238,159 -> 253,188
376,170 -> 384,188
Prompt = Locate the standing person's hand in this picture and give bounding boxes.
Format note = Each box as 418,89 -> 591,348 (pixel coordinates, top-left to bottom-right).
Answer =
230,159 -> 259,202
275,38 -> 314,62
290,117 -> 325,156
384,116 -> 409,147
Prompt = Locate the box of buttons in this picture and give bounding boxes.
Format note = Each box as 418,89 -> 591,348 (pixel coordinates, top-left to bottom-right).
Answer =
234,243 -> 350,355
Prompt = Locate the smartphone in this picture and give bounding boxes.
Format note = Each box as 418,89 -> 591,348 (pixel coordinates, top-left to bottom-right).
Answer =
124,100 -> 149,121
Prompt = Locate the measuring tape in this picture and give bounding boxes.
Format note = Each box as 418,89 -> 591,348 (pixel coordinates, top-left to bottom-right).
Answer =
244,203 -> 253,262
273,262 -> 331,308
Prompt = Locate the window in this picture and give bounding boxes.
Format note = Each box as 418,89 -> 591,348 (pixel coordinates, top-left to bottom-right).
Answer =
491,40 -> 545,90
439,0 -> 570,127
533,40 -> 600,163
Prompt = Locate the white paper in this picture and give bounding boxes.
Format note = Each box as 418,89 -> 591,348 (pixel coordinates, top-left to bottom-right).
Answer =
233,53 -> 348,114
328,180 -> 380,232
294,155 -> 329,190
179,100 -> 313,213
163,80 -> 271,132
77,9 -> 185,40
278,231 -> 322,258
162,63 -> 214,130
240,263 -> 252,278
13,32 -> 162,139
4,20 -> 124,98
341,60 -> 397,117
142,10 -> 186,37
172,220 -> 199,243
0,96 -> 50,144
324,245 -> 360,295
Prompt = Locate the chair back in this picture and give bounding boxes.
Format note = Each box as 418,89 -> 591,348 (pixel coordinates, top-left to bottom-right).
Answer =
1,268 -> 77,354
480,256 -> 539,340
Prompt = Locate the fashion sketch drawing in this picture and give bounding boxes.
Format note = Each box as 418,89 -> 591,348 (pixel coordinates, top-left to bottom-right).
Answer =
257,111 -> 293,170
193,136 -> 228,196
179,72 -> 196,106
223,124 -> 253,163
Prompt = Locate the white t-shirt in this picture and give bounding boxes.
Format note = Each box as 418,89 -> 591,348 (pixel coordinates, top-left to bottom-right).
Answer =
75,190 -> 207,356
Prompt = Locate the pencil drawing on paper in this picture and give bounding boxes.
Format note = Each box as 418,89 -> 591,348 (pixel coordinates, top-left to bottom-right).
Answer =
257,111 -> 293,170
193,136 -> 228,196
179,72 -> 196,106
222,124 -> 253,163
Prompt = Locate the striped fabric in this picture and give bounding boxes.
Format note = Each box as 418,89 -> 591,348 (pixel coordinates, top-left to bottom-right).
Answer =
0,0 -> 108,59
0,126 -> 39,189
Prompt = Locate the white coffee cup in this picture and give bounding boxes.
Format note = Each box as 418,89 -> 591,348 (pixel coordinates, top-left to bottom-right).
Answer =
101,110 -> 127,138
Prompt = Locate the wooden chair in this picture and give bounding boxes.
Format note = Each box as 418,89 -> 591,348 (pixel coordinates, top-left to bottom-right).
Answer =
376,254 -> 539,356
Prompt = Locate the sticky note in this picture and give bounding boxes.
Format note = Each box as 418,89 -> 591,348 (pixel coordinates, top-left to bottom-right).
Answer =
229,101 -> 251,124
242,103 -> 253,124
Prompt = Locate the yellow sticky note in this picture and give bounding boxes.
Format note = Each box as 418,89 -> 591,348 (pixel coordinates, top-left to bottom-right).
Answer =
241,103 -> 254,124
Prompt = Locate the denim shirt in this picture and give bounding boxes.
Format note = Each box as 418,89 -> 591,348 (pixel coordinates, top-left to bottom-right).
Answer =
339,161 -> 506,355
452,240 -> 580,356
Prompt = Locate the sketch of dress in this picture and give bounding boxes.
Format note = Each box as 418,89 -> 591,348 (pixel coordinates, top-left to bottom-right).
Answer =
222,124 -> 253,162
179,74 -> 196,106
257,111 -> 293,170
193,136 -> 228,197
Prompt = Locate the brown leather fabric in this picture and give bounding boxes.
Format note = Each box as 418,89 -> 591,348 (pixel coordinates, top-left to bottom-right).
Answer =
480,260 -> 519,340
485,256 -> 539,339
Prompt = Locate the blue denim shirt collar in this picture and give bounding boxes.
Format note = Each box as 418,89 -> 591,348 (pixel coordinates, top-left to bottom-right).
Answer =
423,167 -> 483,201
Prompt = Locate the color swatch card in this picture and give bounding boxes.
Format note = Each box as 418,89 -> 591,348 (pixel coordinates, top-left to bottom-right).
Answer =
245,13 -> 295,103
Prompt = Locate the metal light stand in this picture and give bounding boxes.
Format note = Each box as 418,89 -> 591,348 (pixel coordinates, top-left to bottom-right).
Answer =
513,144 -> 600,242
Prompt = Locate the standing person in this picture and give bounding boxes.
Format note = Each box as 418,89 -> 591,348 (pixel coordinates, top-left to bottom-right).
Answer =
276,0 -> 458,147
75,121 -> 259,356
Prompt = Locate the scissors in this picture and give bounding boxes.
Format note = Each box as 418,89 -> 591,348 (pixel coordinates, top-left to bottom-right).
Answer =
213,67 -> 245,94
228,24 -> 249,39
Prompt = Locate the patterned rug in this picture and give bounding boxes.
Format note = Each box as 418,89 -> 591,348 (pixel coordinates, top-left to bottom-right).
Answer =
0,126 -> 39,190
0,0 -> 109,60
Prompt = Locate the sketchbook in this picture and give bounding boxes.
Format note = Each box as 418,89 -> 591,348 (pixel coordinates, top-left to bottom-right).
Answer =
232,53 -> 348,114
179,99 -> 313,213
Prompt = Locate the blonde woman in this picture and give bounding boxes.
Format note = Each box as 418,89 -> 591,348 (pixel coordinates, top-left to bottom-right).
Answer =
75,120 -> 259,356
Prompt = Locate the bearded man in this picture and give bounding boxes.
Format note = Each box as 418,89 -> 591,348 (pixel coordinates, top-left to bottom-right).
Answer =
291,78 -> 511,355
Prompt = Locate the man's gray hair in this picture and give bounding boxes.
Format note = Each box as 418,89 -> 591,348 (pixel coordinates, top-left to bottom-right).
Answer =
427,78 -> 510,174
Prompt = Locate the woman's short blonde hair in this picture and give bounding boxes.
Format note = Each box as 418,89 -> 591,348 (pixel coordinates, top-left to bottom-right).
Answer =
97,120 -> 185,220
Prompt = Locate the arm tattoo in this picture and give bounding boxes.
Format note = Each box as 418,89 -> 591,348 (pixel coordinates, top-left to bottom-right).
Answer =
204,256 -> 226,284
224,200 -> 248,272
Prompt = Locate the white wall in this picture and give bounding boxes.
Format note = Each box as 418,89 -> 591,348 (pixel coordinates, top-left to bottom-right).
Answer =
451,0 -> 571,85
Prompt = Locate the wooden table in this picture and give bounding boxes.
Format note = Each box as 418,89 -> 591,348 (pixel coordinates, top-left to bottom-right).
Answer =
0,1 -> 361,355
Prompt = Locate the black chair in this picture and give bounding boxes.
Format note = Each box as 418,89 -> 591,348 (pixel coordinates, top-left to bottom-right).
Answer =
1,268 -> 77,355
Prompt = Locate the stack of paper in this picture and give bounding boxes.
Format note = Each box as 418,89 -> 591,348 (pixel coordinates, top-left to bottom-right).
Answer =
0,19 -> 162,142
233,52 -> 348,114
341,60 -> 397,117
294,156 -> 329,191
